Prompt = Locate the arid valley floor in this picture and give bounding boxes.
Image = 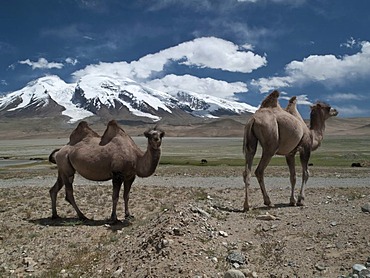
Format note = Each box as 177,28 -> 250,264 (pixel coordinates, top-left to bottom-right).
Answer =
0,117 -> 369,277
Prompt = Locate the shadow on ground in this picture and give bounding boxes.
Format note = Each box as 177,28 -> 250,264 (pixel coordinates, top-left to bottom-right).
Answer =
28,217 -> 132,231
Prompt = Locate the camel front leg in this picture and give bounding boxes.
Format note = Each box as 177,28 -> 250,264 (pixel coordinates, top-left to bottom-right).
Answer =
255,151 -> 273,208
111,172 -> 123,222
49,175 -> 64,219
285,154 -> 297,206
298,150 -> 310,206
123,176 -> 135,219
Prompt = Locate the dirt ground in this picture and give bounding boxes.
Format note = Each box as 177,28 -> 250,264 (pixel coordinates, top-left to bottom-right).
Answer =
0,165 -> 369,278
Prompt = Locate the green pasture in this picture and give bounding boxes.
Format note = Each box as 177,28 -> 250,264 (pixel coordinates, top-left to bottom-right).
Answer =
160,136 -> 370,167
0,136 -> 369,169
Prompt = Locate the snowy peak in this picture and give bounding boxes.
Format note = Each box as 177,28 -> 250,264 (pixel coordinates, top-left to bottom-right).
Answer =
0,74 -> 257,123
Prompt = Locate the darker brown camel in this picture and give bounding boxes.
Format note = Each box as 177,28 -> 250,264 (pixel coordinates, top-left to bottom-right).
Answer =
49,120 -> 165,222
242,90 -> 338,211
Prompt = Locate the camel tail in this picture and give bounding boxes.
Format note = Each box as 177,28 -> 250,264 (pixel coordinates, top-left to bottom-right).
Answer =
48,149 -> 60,164
243,118 -> 258,154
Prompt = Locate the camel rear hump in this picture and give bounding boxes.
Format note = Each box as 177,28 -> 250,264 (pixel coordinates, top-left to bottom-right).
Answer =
100,120 -> 127,146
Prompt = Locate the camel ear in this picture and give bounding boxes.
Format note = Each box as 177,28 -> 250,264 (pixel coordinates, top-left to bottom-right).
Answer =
144,130 -> 150,138
159,130 -> 165,138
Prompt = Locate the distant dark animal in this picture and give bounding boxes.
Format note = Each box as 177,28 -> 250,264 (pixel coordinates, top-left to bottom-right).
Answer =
308,163 -> 314,166
351,162 -> 362,167
201,159 -> 208,164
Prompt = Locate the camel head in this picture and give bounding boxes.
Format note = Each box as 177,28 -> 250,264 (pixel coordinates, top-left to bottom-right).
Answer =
311,102 -> 338,120
144,128 -> 165,150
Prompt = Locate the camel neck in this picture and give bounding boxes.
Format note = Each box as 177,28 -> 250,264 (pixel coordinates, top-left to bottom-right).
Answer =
136,146 -> 161,178
309,113 -> 326,151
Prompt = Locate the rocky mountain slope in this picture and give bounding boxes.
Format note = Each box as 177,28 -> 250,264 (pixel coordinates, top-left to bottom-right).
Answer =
0,75 -> 256,124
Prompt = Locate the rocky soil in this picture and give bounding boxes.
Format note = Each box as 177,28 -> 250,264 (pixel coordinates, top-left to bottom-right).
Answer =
0,166 -> 369,278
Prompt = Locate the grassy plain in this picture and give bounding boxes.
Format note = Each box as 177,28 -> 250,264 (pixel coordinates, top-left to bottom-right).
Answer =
0,135 -> 369,180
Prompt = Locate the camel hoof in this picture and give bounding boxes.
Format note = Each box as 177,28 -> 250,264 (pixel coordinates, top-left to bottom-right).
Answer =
297,197 -> 305,206
125,214 -> 135,220
51,215 -> 61,220
79,215 -> 88,221
109,218 -> 120,225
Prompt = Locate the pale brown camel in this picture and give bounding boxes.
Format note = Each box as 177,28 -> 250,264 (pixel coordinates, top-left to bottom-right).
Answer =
49,120 -> 165,222
242,91 -> 338,211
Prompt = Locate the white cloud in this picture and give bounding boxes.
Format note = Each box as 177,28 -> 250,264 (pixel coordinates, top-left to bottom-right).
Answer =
332,105 -> 368,117
280,94 -> 312,105
65,57 -> 78,66
326,93 -> 365,102
146,74 -> 248,98
251,76 -> 293,93
340,37 -> 359,49
252,41 -> 370,92
73,36 -> 266,80
19,58 -> 64,70
72,37 -> 262,99
74,37 -> 266,80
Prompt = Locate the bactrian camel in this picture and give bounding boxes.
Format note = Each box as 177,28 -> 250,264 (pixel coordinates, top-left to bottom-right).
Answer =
49,120 -> 165,222
242,90 -> 338,211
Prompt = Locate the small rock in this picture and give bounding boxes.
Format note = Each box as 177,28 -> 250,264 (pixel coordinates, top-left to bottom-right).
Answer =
250,271 -> 258,278
219,231 -> 229,237
227,251 -> 246,265
224,269 -> 245,278
211,257 -> 218,263
191,206 -> 211,218
173,227 -> 183,236
233,263 -> 240,269
359,268 -> 370,277
361,203 -> 370,213
256,212 -> 277,221
352,264 -> 367,274
315,262 -> 326,272
161,239 -> 170,248
330,221 -> 337,227
112,266 -> 123,277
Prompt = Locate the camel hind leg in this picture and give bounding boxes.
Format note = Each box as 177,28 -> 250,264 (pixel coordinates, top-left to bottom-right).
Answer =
243,119 -> 258,211
255,150 -> 274,208
49,175 -> 64,219
286,154 -> 297,206
111,172 -> 123,222
243,147 -> 256,212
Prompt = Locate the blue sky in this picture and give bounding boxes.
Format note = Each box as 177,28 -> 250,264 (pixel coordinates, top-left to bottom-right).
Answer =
1,0 -> 369,118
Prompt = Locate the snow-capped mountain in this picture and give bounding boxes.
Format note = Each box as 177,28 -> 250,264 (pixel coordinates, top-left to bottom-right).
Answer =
0,74 -> 257,123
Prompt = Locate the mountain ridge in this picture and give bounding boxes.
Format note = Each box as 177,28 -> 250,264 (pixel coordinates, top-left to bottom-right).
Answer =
0,74 -> 257,124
